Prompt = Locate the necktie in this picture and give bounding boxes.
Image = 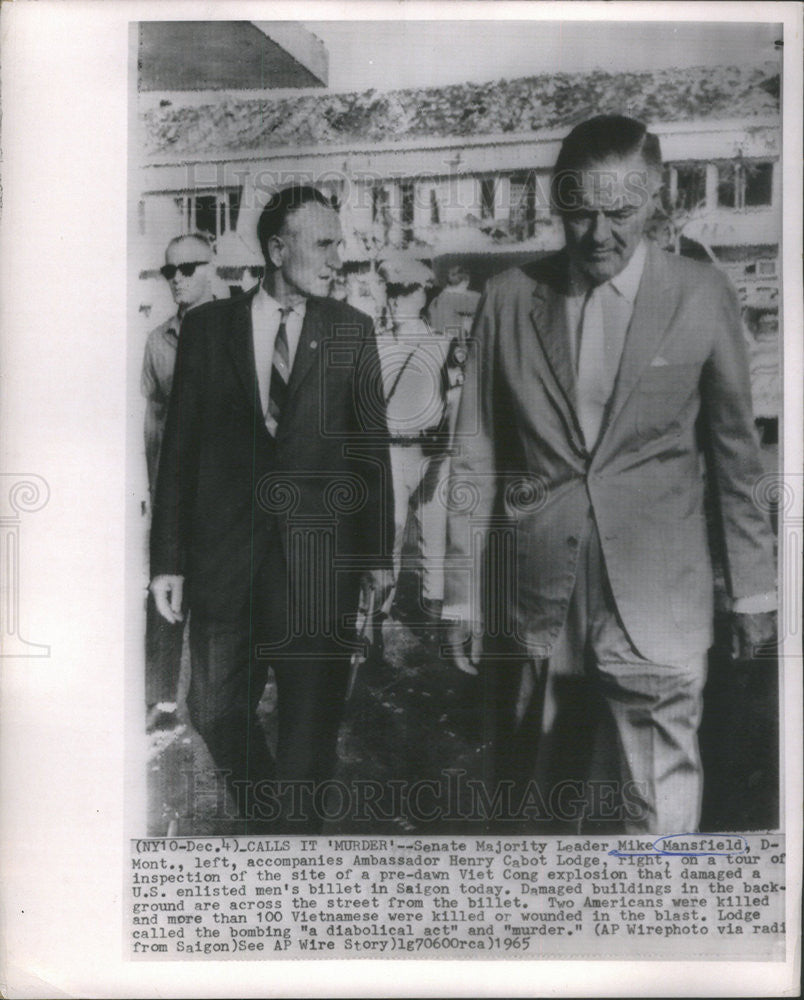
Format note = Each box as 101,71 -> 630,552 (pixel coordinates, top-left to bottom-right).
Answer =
265,307 -> 290,437
576,284 -> 610,450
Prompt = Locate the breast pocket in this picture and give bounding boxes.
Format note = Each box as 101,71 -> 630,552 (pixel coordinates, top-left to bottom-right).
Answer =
634,363 -> 700,443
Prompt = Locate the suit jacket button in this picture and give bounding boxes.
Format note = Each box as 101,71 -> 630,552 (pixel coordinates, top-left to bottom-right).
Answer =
567,536 -> 579,547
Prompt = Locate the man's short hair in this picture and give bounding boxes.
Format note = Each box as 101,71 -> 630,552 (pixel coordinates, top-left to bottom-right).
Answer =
257,185 -> 332,260
166,232 -> 215,256
551,115 -> 663,212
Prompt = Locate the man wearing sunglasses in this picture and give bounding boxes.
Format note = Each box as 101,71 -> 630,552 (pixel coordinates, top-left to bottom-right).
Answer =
149,186 -> 392,832
141,233 -> 216,732
143,234 -> 216,491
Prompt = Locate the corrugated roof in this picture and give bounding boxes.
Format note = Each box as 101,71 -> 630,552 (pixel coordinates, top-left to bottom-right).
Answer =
142,65 -> 780,158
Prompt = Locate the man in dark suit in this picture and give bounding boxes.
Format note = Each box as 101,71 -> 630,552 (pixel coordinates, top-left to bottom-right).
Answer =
444,116 -> 776,833
150,186 -> 392,831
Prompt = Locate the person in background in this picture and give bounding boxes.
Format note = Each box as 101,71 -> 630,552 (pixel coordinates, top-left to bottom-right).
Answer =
228,263 -> 264,297
142,234 -> 216,493
328,268 -> 349,302
427,262 -> 481,341
343,260 -> 387,327
744,307 -> 780,449
141,232 -> 215,732
369,258 -> 459,661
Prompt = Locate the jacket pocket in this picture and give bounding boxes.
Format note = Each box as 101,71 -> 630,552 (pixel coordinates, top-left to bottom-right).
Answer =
635,363 -> 699,443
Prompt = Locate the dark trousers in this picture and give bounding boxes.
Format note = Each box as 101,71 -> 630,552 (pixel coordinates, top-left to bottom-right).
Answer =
186,549 -> 352,832
145,591 -> 184,706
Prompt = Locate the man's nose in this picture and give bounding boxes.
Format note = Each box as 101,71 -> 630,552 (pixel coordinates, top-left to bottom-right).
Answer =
327,243 -> 342,269
590,212 -> 612,244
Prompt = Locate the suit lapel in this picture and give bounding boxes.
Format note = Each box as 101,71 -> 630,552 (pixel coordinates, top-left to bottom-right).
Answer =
226,287 -> 262,412
603,243 -> 675,434
529,257 -> 585,451
285,297 -> 324,408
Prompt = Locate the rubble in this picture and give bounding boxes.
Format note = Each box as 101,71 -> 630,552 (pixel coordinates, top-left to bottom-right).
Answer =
143,65 -> 780,157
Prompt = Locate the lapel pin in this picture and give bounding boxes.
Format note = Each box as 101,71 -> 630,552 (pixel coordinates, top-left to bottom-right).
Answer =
310,340 -> 318,350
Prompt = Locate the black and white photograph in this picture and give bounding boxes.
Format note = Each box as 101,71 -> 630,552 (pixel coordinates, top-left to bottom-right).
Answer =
134,18 -> 784,839
1,2 -> 801,995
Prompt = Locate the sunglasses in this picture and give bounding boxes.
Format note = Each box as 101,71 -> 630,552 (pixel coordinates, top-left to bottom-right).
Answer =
160,261 -> 209,280
245,266 -> 265,279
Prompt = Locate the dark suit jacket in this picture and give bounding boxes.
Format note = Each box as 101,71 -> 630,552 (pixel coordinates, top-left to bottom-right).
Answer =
445,243 -> 776,665
150,288 -> 392,634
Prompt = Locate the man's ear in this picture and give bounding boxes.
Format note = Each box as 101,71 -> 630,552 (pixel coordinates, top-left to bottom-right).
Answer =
266,235 -> 285,270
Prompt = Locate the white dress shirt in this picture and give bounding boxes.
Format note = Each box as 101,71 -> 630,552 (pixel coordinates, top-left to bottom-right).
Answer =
251,288 -> 306,427
566,239 -> 648,450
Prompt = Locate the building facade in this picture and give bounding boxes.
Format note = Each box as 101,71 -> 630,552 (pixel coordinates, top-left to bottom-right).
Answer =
135,60 -> 781,420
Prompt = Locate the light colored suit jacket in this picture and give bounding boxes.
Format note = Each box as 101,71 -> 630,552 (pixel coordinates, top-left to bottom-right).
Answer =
445,243 -> 775,665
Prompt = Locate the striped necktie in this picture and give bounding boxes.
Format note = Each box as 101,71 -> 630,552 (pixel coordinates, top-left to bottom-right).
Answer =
265,307 -> 290,437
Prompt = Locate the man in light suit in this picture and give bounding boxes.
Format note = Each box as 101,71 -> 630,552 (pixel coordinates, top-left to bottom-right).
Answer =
444,116 -> 776,833
150,186 -> 392,832
141,233 -> 216,732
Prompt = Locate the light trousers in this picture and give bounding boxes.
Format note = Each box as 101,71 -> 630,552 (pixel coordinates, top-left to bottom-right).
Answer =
382,442 -> 450,612
510,513 -> 708,834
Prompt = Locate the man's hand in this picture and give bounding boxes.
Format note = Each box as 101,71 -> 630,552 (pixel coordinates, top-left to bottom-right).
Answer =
151,575 -> 185,624
445,620 -> 482,676
732,610 -> 777,661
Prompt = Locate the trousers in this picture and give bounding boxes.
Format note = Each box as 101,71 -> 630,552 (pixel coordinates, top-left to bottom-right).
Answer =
185,539 -> 352,833
382,442 -> 450,612
495,513 -> 707,834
